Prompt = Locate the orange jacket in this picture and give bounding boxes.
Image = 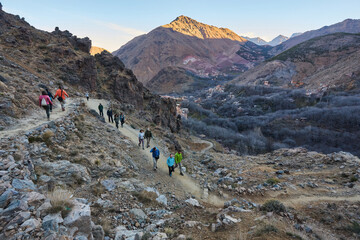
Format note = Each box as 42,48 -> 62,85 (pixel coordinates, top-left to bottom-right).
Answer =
54,89 -> 69,100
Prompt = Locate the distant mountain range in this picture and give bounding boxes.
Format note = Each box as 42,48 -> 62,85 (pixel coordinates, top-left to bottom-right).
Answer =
270,18 -> 360,55
231,32 -> 360,91
113,15 -> 270,92
244,35 -> 290,46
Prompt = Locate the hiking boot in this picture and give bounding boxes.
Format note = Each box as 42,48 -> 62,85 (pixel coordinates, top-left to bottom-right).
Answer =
180,172 -> 184,176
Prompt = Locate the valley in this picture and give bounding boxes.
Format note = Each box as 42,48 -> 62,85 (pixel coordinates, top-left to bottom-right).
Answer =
1,2 -> 360,240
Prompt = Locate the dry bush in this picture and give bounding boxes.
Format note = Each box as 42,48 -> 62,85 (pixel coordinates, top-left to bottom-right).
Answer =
260,200 -> 286,213
42,130 -> 55,146
133,190 -> 158,205
100,218 -> 112,236
46,188 -> 74,217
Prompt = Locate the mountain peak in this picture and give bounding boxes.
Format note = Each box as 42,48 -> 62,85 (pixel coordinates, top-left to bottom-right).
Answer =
162,16 -> 246,42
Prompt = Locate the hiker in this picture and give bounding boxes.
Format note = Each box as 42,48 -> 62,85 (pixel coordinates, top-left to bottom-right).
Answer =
167,154 -> 175,177
175,150 -> 184,176
120,112 -> 125,128
85,92 -> 89,101
114,113 -> 120,129
53,85 -> 69,111
150,147 -> 160,171
138,129 -> 145,150
144,128 -> 153,148
98,103 -> 104,116
39,90 -> 52,120
45,88 -> 54,112
107,108 -> 114,123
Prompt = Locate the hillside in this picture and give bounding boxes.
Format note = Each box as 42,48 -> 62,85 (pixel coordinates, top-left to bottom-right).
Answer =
90,46 -> 107,55
0,7 -> 177,131
270,18 -> 360,55
113,16 -> 270,87
231,33 -> 360,91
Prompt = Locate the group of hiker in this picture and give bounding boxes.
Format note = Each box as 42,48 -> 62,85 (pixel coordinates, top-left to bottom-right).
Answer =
150,147 -> 184,177
39,86 -> 69,120
143,130 -> 184,177
98,103 -> 125,129
39,88 -> 185,177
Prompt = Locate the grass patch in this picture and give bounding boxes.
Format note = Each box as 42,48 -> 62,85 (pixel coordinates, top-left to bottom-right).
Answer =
266,178 -> 280,185
100,218 -> 112,236
133,190 -> 158,205
260,200 -> 286,213
347,221 -> 360,234
286,232 -> 303,240
254,225 -> 278,237
350,176 -> 358,182
141,232 -> 152,240
164,227 -> 175,238
46,188 -> 74,218
92,182 -> 106,197
42,130 -> 55,146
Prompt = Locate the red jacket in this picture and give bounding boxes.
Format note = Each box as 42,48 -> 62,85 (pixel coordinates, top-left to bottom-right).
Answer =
54,89 -> 69,100
39,95 -> 52,107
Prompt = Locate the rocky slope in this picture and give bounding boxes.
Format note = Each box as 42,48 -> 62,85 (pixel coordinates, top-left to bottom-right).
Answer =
0,6 -> 177,131
270,18 -> 360,55
231,33 -> 360,91
113,16 -> 270,87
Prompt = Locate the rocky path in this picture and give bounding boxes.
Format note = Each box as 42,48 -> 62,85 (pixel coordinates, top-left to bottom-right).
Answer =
85,98 -> 225,206
0,99 -> 76,139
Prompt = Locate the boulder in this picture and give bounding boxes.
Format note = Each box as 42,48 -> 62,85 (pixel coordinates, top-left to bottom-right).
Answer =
92,225 -> 105,240
185,198 -> 201,207
114,225 -> 143,240
12,179 -> 36,190
129,208 -> 148,221
63,201 -> 91,235
39,161 -> 90,185
156,195 -> 167,206
21,218 -> 41,232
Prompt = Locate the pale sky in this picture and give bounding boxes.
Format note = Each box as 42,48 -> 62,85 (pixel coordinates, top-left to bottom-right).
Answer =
2,0 -> 360,51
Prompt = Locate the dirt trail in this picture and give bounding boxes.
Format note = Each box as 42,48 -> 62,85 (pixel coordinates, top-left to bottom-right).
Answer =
85,98 -> 225,206
0,99 -> 76,139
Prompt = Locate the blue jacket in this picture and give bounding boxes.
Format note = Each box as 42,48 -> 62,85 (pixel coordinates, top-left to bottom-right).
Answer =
167,157 -> 175,167
150,147 -> 160,158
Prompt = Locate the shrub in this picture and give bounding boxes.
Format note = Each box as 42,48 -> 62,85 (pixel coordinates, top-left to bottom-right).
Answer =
350,176 -> 358,182
266,178 -> 280,185
46,188 -> 74,217
133,191 -> 158,205
42,130 -> 55,146
347,221 -> 360,234
254,225 -> 278,237
260,200 -> 286,213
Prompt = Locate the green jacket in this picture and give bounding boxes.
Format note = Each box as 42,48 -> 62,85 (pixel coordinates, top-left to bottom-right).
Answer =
175,152 -> 183,164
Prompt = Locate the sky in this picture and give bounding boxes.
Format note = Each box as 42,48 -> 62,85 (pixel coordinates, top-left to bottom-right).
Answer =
2,0 -> 360,51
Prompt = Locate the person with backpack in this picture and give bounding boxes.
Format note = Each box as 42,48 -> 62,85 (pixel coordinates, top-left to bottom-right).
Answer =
98,103 -> 104,116
53,85 -> 69,111
150,147 -> 160,171
175,150 -> 184,176
45,88 -> 54,112
107,108 -> 114,123
120,112 -> 125,128
39,91 -> 52,120
85,92 -> 89,101
138,129 -> 145,150
114,113 -> 120,129
144,128 -> 153,148
167,154 -> 175,177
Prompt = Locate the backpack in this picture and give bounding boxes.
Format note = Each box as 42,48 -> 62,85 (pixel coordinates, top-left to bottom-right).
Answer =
41,97 -> 47,106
